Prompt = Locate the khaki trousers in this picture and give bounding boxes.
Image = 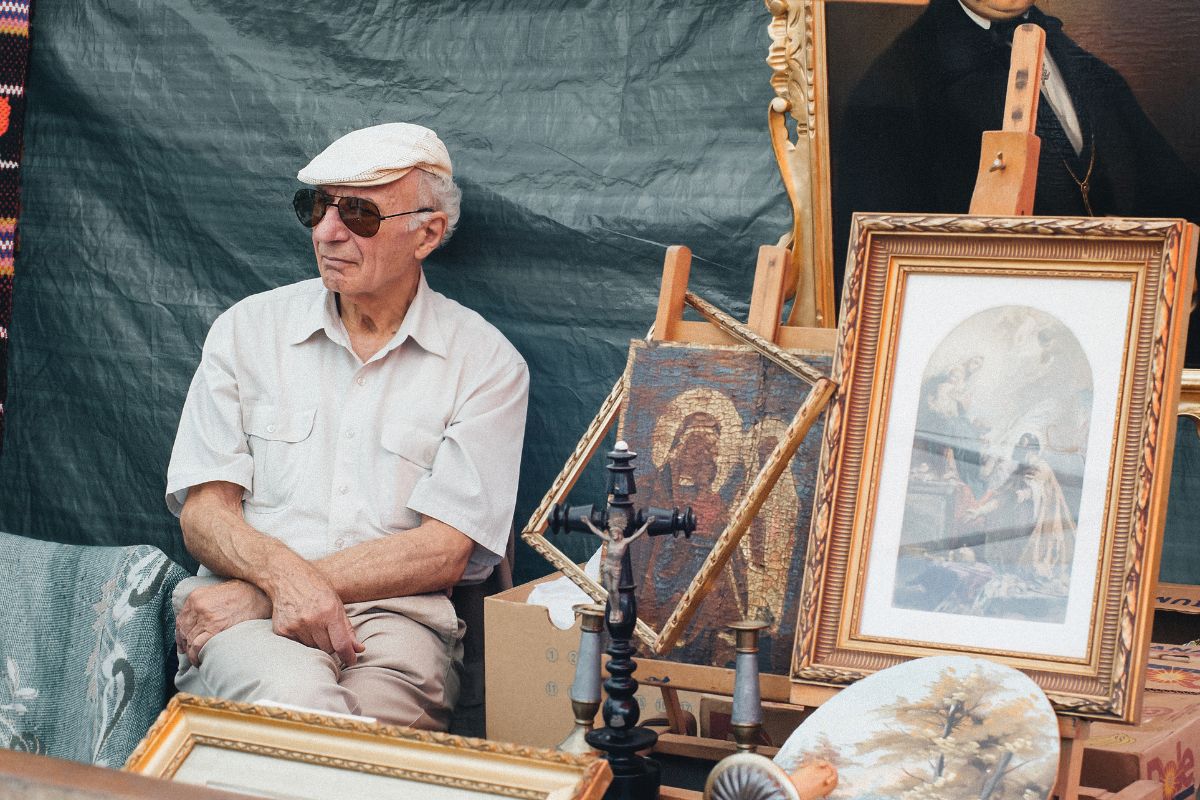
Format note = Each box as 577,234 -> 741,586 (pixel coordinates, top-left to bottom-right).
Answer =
173,576 -> 464,731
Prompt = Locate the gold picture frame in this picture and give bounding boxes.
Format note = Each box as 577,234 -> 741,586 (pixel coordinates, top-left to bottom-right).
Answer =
764,0 -> 836,328
124,694 -> 612,800
520,245 -> 836,670
791,214 -> 1197,723
762,0 -> 931,328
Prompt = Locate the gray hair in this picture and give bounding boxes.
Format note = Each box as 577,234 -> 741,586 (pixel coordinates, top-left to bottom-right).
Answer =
406,170 -> 461,247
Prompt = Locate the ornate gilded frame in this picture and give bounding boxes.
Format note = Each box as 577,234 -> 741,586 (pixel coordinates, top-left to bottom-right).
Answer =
764,0 -> 836,329
125,694 -> 612,799
791,214 -> 1197,723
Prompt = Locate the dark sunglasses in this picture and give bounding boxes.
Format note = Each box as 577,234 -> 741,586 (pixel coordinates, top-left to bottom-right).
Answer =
292,187 -> 434,238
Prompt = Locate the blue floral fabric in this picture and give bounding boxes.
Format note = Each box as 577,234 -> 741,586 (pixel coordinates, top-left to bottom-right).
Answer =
0,531 -> 185,765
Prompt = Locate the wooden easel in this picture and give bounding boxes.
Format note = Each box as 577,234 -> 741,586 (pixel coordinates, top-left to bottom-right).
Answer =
651,243 -> 835,354
968,24 -> 1098,800
655,25 -> 1161,800
961,26 -> 1160,800
968,23 -> 1045,216
641,242 -> 837,754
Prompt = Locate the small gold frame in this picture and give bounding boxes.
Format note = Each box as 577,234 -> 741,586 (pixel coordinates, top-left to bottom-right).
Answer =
125,694 -> 612,800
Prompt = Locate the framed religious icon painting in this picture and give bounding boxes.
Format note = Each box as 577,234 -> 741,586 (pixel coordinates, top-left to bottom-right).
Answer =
519,246 -> 837,677
125,694 -> 612,799
791,213 -> 1197,723
617,339 -> 831,673
521,337 -> 833,674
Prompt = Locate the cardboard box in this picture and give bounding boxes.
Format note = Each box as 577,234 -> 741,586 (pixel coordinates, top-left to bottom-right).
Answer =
485,575 -> 703,748
1155,583 -> 1200,646
1082,692 -> 1200,798
1157,583 -> 1200,615
1147,641 -> 1200,695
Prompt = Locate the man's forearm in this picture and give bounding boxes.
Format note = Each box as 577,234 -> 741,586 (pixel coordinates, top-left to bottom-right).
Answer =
180,481 -> 313,597
179,481 -> 364,665
183,482 -> 474,603
315,516 -> 474,603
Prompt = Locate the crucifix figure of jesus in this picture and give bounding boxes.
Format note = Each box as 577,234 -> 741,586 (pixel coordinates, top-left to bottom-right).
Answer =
582,514 -> 654,625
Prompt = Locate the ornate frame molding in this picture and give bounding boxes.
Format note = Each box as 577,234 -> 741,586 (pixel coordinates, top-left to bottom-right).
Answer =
764,0 -> 836,329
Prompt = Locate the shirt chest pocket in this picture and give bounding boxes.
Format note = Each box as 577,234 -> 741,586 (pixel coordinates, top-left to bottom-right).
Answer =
242,405 -> 317,513
375,422 -> 442,531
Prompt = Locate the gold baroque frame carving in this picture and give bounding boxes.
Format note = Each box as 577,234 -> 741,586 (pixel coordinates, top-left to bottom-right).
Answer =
125,694 -> 611,800
791,214 -> 1197,724
764,0 -> 835,329
762,0 -> 941,329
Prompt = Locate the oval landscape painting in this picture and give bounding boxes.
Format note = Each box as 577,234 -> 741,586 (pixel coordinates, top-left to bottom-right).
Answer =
776,655 -> 1060,800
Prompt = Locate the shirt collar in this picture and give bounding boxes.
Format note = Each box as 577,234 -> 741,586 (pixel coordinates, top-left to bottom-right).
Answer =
956,1 -> 1030,30
390,271 -> 448,359
286,272 -> 448,359
286,286 -> 341,346
957,1 -> 991,29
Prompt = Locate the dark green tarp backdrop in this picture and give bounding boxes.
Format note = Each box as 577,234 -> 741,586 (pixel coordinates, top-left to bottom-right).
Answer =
1,1 -> 1196,585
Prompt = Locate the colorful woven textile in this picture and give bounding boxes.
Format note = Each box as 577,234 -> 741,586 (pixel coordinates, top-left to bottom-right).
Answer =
0,0 -> 31,454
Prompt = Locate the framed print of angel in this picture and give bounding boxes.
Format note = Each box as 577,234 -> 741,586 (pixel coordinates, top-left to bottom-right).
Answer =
791,213 -> 1197,723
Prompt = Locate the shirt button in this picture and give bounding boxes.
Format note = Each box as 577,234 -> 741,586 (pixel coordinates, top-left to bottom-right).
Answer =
356,376 -> 366,387
266,424 -> 276,434
335,537 -> 346,548
338,485 -> 349,495
345,430 -> 355,439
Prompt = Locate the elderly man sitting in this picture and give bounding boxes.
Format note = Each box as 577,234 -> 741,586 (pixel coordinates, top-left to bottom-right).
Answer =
165,123 -> 528,731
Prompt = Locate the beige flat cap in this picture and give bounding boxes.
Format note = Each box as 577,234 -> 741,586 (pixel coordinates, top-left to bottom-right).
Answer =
297,122 -> 453,187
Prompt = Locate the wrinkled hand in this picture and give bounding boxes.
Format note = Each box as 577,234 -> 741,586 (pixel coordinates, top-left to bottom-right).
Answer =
177,579 -> 272,665
268,564 -> 364,667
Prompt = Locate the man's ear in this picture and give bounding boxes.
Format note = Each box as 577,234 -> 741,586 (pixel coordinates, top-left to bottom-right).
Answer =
414,213 -> 449,260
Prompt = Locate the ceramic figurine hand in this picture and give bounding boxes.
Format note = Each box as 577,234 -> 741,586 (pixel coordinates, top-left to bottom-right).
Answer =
788,760 -> 838,800
704,753 -> 838,800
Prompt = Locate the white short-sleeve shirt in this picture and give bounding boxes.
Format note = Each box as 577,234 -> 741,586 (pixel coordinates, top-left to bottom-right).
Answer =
166,273 -> 529,584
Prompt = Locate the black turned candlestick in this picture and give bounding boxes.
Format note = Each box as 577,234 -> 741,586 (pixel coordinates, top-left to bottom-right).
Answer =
548,441 -> 695,800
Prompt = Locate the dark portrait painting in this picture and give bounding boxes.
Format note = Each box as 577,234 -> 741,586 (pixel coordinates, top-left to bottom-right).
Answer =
825,0 -> 1200,366
617,340 -> 830,674
893,306 -> 1090,623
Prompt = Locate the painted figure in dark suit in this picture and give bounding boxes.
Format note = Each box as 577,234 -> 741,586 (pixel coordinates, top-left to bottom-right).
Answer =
834,0 -> 1200,362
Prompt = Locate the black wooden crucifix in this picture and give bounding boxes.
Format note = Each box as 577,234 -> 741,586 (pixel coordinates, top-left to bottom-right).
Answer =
549,440 -> 694,800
